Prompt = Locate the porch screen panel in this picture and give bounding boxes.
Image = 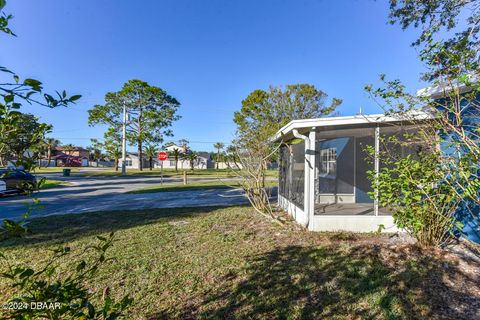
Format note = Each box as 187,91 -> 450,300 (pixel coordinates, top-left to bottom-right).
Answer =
316,137 -> 355,195
315,128 -> 376,216
355,135 -> 375,203
278,142 -> 305,210
378,125 -> 422,215
279,145 -> 290,198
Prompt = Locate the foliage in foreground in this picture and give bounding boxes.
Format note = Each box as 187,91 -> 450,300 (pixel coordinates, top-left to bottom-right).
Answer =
0,232 -> 132,319
368,142 -> 465,247
364,0 -> 480,246
0,4 -> 130,318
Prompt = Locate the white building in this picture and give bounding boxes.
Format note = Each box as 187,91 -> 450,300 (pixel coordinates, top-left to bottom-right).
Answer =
119,151 -> 213,170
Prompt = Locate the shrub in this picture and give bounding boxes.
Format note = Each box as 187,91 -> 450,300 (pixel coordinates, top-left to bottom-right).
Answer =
370,146 -> 464,247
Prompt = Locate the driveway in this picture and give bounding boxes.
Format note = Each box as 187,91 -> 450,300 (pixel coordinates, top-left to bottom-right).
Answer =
0,175 -> 252,220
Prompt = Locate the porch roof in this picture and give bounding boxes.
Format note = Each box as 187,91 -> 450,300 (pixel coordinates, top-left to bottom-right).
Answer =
272,110 -> 432,142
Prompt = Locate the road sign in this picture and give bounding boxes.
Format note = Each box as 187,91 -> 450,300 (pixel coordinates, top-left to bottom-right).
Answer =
158,151 -> 168,161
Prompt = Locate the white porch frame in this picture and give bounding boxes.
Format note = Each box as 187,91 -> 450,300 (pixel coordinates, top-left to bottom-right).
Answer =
296,126 -> 382,230
274,113 -> 433,232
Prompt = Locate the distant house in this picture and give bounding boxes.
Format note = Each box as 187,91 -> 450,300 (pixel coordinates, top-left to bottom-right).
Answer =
119,149 -> 213,170
52,146 -> 90,158
118,152 -> 143,169
50,146 -> 90,167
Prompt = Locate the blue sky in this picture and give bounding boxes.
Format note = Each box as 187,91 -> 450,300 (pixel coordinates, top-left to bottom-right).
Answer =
1,0 -> 428,152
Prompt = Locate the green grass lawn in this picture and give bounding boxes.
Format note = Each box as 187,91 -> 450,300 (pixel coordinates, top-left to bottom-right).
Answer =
1,206 -> 477,319
128,179 -> 277,194
39,179 -> 70,189
72,168 -> 278,179
30,167 -> 278,179
32,167 -> 82,174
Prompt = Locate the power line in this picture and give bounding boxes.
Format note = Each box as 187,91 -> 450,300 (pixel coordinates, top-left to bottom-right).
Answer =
52,137 -> 233,144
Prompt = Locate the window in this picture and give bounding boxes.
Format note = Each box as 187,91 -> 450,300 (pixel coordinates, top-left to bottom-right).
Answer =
124,159 -> 133,166
170,160 -> 175,166
320,148 -> 336,176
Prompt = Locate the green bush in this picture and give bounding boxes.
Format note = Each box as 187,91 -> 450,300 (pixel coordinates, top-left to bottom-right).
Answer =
369,148 -> 464,247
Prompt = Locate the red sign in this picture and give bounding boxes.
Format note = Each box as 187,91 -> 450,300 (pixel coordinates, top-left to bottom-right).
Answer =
158,151 -> 168,161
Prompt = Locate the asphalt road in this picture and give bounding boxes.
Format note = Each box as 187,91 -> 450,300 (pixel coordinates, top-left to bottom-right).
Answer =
0,174 -> 252,220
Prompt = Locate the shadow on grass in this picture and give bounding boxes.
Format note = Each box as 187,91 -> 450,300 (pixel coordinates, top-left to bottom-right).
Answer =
0,206 -> 239,248
153,244 -> 480,320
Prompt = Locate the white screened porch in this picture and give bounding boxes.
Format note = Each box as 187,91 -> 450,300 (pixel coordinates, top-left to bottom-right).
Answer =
274,113 -> 430,232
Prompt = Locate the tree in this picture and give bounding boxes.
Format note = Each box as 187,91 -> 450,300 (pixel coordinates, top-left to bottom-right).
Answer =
166,139 -> 189,171
165,142 -> 180,172
88,80 -> 180,171
0,113 -> 51,168
225,144 -> 240,169
213,142 -> 224,169
233,84 -> 340,220
388,0 -> 479,81
43,137 -> 61,167
182,150 -> 198,171
0,1 -> 80,170
87,139 -> 104,165
234,84 -> 340,148
103,129 -> 122,171
145,145 -> 157,171
171,148 -> 181,172
178,138 -> 189,152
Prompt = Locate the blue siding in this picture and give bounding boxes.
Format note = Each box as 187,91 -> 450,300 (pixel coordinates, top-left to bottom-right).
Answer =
437,93 -> 480,243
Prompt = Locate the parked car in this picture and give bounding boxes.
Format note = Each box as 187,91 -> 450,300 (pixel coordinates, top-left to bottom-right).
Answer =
0,169 -> 37,194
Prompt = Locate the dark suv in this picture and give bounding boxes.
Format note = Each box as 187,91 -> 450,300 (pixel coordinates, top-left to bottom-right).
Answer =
0,169 -> 38,194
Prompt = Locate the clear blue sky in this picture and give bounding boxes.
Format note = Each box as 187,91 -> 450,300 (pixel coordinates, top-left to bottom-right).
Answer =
1,0 -> 427,152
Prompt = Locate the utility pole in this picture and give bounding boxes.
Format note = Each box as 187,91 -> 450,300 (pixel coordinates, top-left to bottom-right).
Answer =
121,103 -> 127,176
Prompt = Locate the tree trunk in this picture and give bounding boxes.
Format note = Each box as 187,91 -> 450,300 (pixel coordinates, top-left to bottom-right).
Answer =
175,153 -> 178,172
191,159 -> 194,171
138,140 -> 143,171
138,108 -> 143,171
115,157 -> 119,171
149,157 -> 153,170
216,150 -> 219,169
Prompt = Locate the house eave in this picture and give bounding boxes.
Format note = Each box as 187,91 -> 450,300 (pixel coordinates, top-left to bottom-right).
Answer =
417,75 -> 479,99
272,111 -> 433,142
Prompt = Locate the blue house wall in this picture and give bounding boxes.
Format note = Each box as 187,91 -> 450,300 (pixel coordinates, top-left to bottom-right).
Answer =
437,92 -> 480,243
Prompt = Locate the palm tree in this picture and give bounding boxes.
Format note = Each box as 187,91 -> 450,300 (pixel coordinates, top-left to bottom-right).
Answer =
225,145 -> 239,168
182,151 -> 198,171
104,140 -> 121,171
178,139 -> 189,153
103,130 -> 122,171
145,145 -> 157,171
111,148 -> 121,171
43,137 -> 60,167
166,142 -> 181,172
213,142 -> 224,169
